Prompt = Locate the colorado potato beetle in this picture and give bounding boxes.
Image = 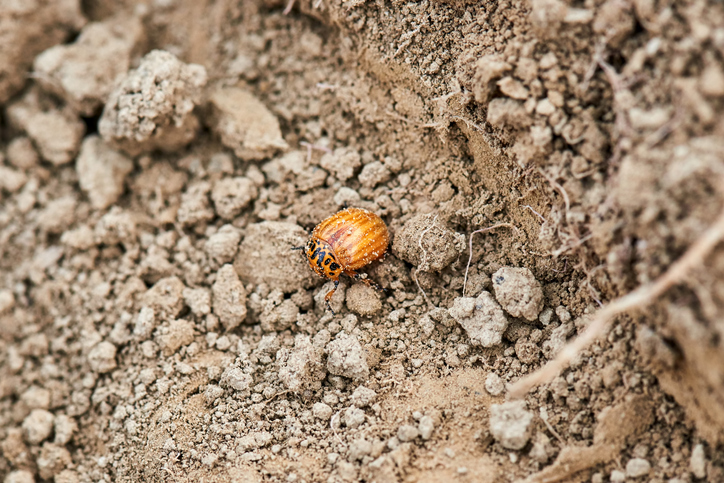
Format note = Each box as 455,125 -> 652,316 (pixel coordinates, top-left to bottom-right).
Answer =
294,207 -> 389,313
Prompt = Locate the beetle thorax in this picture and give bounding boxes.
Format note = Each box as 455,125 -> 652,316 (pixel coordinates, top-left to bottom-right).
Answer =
305,236 -> 343,280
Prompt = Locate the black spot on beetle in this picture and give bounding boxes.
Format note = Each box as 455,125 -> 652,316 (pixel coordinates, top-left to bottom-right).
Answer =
330,262 -> 340,271
324,257 -> 332,266
316,251 -> 327,268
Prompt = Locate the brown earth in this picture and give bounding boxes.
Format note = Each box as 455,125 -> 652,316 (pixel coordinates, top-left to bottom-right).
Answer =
1,0 -> 724,482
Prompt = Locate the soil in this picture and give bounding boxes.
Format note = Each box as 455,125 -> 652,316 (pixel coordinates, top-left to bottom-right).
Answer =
1,0 -> 724,482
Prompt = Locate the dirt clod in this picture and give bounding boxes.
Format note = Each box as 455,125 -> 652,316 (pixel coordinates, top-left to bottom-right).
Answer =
326,332 -> 369,381
492,267 -> 544,321
234,221 -> 316,291
485,373 -> 505,396
99,50 -> 207,155
690,444 -> 707,479
7,92 -> 85,165
33,14 -> 145,115
0,0 -> 85,104
36,443 -> 71,480
208,87 -> 288,161
143,276 -> 185,319
394,214 -> 465,272
2,0 -> 724,481
319,147 -> 361,183
212,264 -> 247,331
220,367 -> 253,394
350,385 -> 377,407
345,283 -> 382,316
625,458 -> 651,478
449,292 -> 509,347
397,425 -> 419,442
418,416 -> 435,440
489,401 -> 533,450
313,402 -> 333,420
76,135 -> 133,210
277,334 -> 325,393
4,470 -> 35,483
211,177 -> 258,220
156,319 -> 194,356
204,225 -> 241,265
87,341 -> 117,373
22,409 -> 54,445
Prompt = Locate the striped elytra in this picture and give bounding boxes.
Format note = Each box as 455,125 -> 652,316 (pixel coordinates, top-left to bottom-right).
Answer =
295,207 -> 389,313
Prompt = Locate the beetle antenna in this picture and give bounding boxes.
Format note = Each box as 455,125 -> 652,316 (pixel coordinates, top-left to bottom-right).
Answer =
291,246 -> 305,251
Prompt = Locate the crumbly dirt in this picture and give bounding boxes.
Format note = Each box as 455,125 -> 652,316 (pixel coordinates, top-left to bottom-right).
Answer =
1,0 -> 724,482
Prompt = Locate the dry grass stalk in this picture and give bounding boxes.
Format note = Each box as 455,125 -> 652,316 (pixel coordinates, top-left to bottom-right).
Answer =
509,207 -> 724,399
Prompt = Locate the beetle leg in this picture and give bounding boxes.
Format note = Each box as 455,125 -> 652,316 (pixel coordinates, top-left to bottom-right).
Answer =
291,246 -> 305,251
346,270 -> 384,292
324,279 -> 339,315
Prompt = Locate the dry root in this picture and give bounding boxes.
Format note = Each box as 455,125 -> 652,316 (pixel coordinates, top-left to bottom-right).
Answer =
509,206 -> 724,399
462,223 -> 518,297
414,215 -> 438,308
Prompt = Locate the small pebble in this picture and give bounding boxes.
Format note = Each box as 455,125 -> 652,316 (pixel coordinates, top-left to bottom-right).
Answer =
23,409 -> 55,444
0,289 -> 15,314
539,307 -> 553,325
312,402 -> 333,420
397,425 -> 420,442
485,373 -> 505,396
326,332 -> 369,381
555,305 -> 571,323
492,267 -> 544,321
610,469 -> 625,483
348,438 -> 372,461
690,444 -> 707,479
350,386 -> 377,407
219,367 -> 252,393
4,470 -> 35,483
87,341 -> 117,373
418,416 -> 435,440
489,401 -> 533,450
625,458 -> 651,478
344,406 -> 365,428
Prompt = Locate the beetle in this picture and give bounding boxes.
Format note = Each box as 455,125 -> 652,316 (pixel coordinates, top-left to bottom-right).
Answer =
293,207 -> 389,313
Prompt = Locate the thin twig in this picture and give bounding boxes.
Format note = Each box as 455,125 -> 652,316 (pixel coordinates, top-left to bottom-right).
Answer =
509,206 -> 724,399
580,41 -> 606,92
644,107 -> 684,148
299,141 -> 331,163
414,215 -> 438,308
538,169 -> 571,216
540,410 -> 564,443
463,223 -> 518,297
392,26 -> 422,58
316,82 -> 339,91
283,0 -> 295,14
330,411 -> 343,444
449,115 -> 486,133
551,232 -> 593,258
522,205 -> 546,223
585,264 -> 606,308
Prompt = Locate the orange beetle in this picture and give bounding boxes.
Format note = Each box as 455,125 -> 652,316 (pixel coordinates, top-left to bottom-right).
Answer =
294,207 -> 389,313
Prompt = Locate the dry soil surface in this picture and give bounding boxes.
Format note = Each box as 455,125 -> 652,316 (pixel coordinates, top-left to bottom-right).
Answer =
1,1 -> 724,482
